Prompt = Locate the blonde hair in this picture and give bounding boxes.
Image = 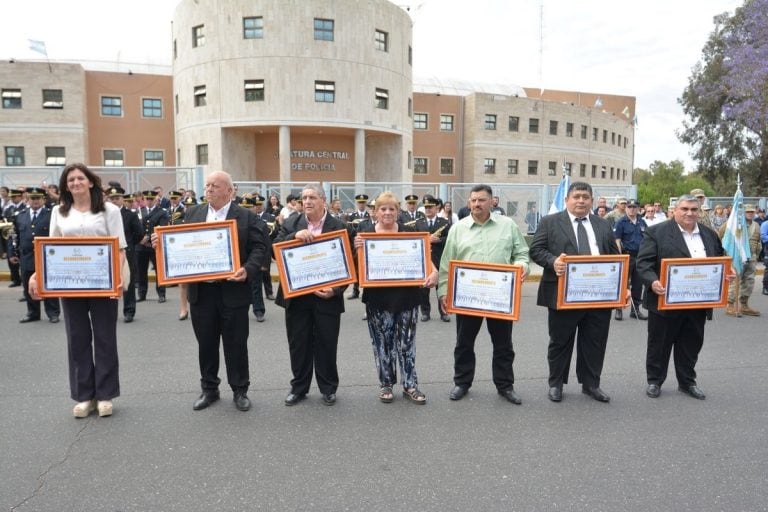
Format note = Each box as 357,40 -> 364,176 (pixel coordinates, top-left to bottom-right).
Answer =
374,191 -> 400,211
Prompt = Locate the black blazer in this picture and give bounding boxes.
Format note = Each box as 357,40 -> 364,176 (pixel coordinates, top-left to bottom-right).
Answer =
636,219 -> 724,314
184,201 -> 269,308
120,207 -> 144,254
530,210 -> 620,309
13,207 -> 52,272
274,212 -> 351,313
415,216 -> 450,267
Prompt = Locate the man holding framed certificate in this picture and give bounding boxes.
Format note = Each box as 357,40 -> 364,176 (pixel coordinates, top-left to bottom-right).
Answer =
530,181 -> 621,404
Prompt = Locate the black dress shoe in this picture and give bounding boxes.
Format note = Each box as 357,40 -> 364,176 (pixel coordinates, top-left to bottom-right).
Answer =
254,312 -> 265,322
178,311 -> 188,321
548,386 -> 563,402
49,316 -> 60,324
322,393 -> 336,406
420,314 -> 430,322
158,296 -> 166,303
192,392 -> 220,410
265,294 -> 275,300
18,297 -> 26,302
614,309 -> 623,321
678,384 -> 706,400
124,314 -> 134,323
8,282 -> 21,288
284,392 -> 307,406
233,393 -> 251,411
498,388 -> 522,405
646,384 -> 661,398
137,296 -> 146,302
19,315 -> 40,323
763,287 -> 768,296
440,314 -> 451,322
449,385 -> 469,401
582,386 -> 611,402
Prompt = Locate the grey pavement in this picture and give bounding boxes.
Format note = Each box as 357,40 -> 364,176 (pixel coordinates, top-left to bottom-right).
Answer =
2,279 -> 767,512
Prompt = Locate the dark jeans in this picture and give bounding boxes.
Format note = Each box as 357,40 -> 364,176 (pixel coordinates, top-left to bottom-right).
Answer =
454,314 -> 515,391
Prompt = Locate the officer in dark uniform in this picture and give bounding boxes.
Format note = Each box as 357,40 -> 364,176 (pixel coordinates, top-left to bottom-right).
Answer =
346,194 -> 370,299
136,190 -> 169,303
398,194 -> 425,224
240,197 -> 273,321
4,188 -> 27,287
168,190 -> 186,225
415,195 -> 451,322
613,198 -> 648,320
12,187 -> 60,323
106,187 -> 144,322
252,195 -> 276,299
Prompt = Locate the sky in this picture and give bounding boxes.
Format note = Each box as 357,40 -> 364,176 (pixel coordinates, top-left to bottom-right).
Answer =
1,0 -> 745,172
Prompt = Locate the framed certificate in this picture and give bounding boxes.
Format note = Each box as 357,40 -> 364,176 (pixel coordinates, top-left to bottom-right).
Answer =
273,229 -> 356,298
556,254 -> 630,309
357,232 -> 431,287
444,261 -> 524,321
658,257 -> 731,310
34,237 -> 121,298
154,220 -> 240,286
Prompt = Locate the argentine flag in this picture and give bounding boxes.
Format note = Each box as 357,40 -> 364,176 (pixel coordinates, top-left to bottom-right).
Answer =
548,174 -> 570,214
721,188 -> 750,275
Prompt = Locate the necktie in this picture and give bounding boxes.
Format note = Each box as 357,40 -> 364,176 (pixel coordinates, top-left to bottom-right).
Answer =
32,210 -> 37,223
576,218 -> 591,255
428,219 -> 433,229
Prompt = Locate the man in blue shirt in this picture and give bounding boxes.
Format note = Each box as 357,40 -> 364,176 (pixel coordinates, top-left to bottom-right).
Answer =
613,199 -> 648,320
761,218 -> 768,295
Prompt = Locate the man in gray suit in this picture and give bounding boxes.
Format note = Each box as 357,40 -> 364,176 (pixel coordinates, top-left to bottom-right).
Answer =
530,181 -> 621,403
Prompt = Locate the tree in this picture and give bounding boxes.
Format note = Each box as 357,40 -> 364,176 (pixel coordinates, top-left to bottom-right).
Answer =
678,0 -> 768,195
634,160 -> 714,206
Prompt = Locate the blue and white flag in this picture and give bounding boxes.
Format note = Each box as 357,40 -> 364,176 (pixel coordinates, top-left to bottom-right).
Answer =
548,174 -> 570,214
721,187 -> 750,275
28,39 -> 47,57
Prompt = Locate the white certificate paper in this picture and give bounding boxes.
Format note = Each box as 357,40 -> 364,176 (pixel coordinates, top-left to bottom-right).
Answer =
564,261 -> 623,303
161,226 -> 235,278
43,244 -> 114,290
664,263 -> 724,304
363,238 -> 426,281
452,267 -> 514,314
283,238 -> 351,291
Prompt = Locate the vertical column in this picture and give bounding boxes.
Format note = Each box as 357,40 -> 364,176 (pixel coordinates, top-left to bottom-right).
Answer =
355,128 -> 365,190
279,126 -> 291,190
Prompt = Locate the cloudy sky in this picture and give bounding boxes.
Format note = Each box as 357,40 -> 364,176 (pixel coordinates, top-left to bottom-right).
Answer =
1,0 -> 744,171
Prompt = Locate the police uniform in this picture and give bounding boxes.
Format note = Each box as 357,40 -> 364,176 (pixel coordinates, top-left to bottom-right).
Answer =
398,194 -> 425,224
346,194 -> 370,299
251,195 -> 276,299
4,189 -> 27,287
240,197 -> 273,321
136,190 -> 169,302
415,195 -> 451,321
613,199 -> 648,320
167,191 -> 186,225
108,187 -> 143,322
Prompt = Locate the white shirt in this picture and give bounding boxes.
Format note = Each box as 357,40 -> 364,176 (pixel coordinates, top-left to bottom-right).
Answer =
676,223 -> 707,258
50,202 -> 127,248
567,211 -> 599,255
206,201 -> 232,222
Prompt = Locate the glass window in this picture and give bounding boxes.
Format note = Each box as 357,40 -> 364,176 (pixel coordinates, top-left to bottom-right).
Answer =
549,120 -> 558,136
440,114 -> 454,131
194,85 -> 206,107
564,162 -> 572,175
375,30 -> 388,52
144,150 -> 164,167
414,157 -> 427,175
174,94 -> 178,114
580,125 -> 587,139
45,146 -> 66,166
408,150 -> 412,169
592,127 -> 598,141
602,129 -> 607,143
566,122 -> 574,137
483,158 -> 496,174
611,132 -> 616,145
142,98 -> 162,118
413,113 -> 428,130
103,149 -> 124,167
579,163 -> 586,177
529,118 -> 539,133
408,45 -> 412,65
375,88 -> 389,109
507,159 -> 518,175
591,165 -> 597,178
196,144 -> 208,165
1,89 -> 21,109
243,16 -> 263,39
315,81 -> 335,103
245,80 -> 265,101
408,98 -> 412,117
484,114 -> 496,130
623,169 -> 627,180
101,96 -> 122,116
42,89 -> 63,109
508,116 -> 519,132
548,161 -> 557,176
314,18 -> 334,41
4,146 -> 24,166
173,39 -> 177,59
440,158 -> 454,175
610,167 -> 614,179
192,25 -> 205,48
601,166 -> 607,179
527,160 -> 538,175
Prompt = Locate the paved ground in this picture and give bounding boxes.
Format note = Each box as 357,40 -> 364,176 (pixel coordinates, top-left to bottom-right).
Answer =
2,277 -> 767,512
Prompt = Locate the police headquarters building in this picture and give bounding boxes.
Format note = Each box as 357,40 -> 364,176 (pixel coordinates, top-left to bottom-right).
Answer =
1,0 -> 635,188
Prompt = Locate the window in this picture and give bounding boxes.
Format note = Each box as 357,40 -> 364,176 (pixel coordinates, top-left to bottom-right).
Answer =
507,159 -> 519,175
173,39 -> 177,59
601,166 -> 607,179
566,122 -> 574,137
529,118 -> 539,133
408,151 -> 412,169
408,98 -> 412,117
527,160 -> 538,175
194,85 -> 206,107
103,149 -> 124,166
580,125 -> 587,139
243,16 -> 263,39
413,113 -> 428,130
602,129 -> 607,143
440,158 -> 454,175
42,89 -> 63,109
579,163 -> 586,177
4,146 -> 24,166
408,45 -> 412,65
414,157 -> 427,175
314,18 -> 334,41
622,169 -> 627,180
375,30 -> 388,52
611,132 -> 616,145
101,96 -> 122,116
548,161 -> 557,176
483,158 -> 496,174
624,137 -> 628,148
592,127 -> 598,141
549,120 -> 558,136
192,25 -> 205,47
142,98 -> 162,118
144,150 -> 164,167
610,167 -> 614,179
564,162 -> 572,175
591,165 -> 597,178
245,80 -> 265,101
508,116 -> 519,132
1,89 -> 21,109
440,114 -> 454,131
375,88 -> 389,109
174,94 -> 179,114
484,114 -> 496,130
315,81 -> 335,103
196,144 -> 208,165
45,146 -> 66,166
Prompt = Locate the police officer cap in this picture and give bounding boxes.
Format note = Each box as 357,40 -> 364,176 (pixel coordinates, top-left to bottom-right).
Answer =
26,187 -> 47,199
355,194 -> 369,203
106,186 -> 125,197
123,194 -> 135,202
422,195 -> 439,207
690,188 -> 706,197
239,197 -> 254,207
253,195 -> 265,205
405,194 -> 419,203
184,196 -> 198,206
142,190 -> 158,200
168,190 -> 183,199
9,188 -> 23,197
626,199 -> 640,207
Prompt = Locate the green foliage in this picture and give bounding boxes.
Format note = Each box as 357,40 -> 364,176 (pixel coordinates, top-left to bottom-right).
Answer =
633,160 -> 717,206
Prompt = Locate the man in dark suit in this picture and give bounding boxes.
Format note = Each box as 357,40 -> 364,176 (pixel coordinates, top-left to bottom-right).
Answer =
530,181 -> 620,403
398,194 -> 425,224
11,187 -> 60,323
637,194 -> 732,401
136,190 -> 169,303
106,187 -> 144,323
4,188 -> 27,287
252,195 -> 276,300
167,190 -> 186,225
274,184 -> 350,407
345,194 -> 369,299
415,195 -> 450,322
170,171 -> 268,412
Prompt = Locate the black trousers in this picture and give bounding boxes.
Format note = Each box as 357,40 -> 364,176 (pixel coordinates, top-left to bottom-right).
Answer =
454,314 -> 515,391
419,287 -> 446,317
122,250 -> 137,316
22,269 -> 60,319
136,249 -> 165,299
284,297 -> 340,395
62,297 -> 120,401
627,253 -> 643,304
250,271 -> 265,314
262,268 -> 274,296
646,310 -> 706,387
546,308 -> 611,388
190,283 -> 250,394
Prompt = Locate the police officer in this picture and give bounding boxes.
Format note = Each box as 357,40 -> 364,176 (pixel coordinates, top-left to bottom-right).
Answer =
106,187 -> 143,322
613,199 -> 648,320
4,188 -> 27,287
168,190 -> 186,225
346,194 -> 370,299
398,194 -> 425,224
251,194 -> 276,300
240,197 -> 273,322
415,195 -> 451,322
136,190 -> 169,303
